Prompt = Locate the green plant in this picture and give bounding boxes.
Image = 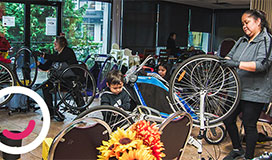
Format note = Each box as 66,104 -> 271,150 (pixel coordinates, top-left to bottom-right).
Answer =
1,1 -> 103,59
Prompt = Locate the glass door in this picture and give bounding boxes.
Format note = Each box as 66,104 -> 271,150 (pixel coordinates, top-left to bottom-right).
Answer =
30,4 -> 57,53
0,2 -> 25,56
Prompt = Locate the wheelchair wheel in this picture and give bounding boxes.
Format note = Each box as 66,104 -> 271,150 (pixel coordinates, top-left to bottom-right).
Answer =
75,105 -> 134,131
169,55 -> 241,127
204,125 -> 226,145
13,47 -> 38,87
0,61 -> 16,105
57,64 -> 96,114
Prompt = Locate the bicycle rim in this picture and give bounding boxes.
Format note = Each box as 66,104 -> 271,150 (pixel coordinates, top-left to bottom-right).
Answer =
0,62 -> 16,105
169,55 -> 241,126
13,47 -> 38,87
58,64 -> 96,114
75,105 -> 134,131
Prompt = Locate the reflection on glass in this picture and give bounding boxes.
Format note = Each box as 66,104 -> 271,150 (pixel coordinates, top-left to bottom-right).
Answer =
188,31 -> 210,53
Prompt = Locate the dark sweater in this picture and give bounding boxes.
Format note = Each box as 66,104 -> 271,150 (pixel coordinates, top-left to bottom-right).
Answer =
38,46 -> 77,71
100,88 -> 130,110
166,38 -> 179,57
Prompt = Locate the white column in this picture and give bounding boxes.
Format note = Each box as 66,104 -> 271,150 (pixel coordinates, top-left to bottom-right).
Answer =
102,3 -> 109,54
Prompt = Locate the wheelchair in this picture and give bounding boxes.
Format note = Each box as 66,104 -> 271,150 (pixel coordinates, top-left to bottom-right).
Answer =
12,47 -> 97,120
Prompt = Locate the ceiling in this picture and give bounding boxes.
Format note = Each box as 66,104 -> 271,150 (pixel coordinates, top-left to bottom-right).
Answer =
164,0 -> 250,9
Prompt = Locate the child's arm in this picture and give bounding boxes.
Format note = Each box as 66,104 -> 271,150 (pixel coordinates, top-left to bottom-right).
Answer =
120,92 -> 131,110
100,94 -> 111,105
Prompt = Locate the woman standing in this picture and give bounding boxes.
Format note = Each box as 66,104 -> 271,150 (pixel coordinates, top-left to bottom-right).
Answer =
166,32 -> 180,57
220,10 -> 272,160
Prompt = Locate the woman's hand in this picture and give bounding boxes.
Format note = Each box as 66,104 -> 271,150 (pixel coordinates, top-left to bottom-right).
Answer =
219,59 -> 240,68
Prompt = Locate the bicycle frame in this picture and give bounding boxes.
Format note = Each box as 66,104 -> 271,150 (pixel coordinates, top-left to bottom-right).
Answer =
84,54 -> 118,93
127,75 -> 198,120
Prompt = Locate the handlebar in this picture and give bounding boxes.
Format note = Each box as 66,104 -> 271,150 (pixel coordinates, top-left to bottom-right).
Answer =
125,55 -> 153,83
136,55 -> 153,73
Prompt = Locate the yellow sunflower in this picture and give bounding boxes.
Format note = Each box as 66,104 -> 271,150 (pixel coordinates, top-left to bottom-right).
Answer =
97,128 -> 144,159
111,128 -> 143,158
119,149 -> 156,160
97,140 -> 116,160
110,128 -> 137,142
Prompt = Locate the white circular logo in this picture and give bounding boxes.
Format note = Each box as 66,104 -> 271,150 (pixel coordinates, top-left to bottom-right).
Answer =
0,86 -> 50,154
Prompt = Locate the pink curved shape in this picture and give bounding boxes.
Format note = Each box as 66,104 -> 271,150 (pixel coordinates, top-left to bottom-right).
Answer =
3,120 -> 36,140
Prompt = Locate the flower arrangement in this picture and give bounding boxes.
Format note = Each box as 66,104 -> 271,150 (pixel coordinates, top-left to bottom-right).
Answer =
97,120 -> 165,160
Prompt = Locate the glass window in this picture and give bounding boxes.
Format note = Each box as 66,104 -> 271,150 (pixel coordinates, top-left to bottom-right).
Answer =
0,2 -> 25,54
63,1 -> 111,61
188,31 -> 210,53
88,1 -> 95,9
30,4 -> 57,53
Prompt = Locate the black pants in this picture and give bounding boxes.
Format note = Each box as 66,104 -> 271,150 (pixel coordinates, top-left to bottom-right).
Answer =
42,78 -> 85,116
223,100 -> 263,159
42,81 -> 55,116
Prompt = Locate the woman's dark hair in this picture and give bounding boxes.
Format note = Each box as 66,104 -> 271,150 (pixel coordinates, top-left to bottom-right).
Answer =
244,9 -> 271,34
106,69 -> 124,85
168,32 -> 176,39
56,36 -> 68,48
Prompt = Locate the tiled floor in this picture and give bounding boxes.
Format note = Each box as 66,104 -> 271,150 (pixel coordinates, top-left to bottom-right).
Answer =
0,99 -> 271,160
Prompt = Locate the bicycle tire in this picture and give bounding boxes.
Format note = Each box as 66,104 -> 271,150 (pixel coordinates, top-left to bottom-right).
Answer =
204,125 -> 226,145
75,105 -> 134,131
169,54 -> 241,126
13,47 -> 38,87
97,55 -> 118,91
57,64 -> 96,114
0,61 -> 16,105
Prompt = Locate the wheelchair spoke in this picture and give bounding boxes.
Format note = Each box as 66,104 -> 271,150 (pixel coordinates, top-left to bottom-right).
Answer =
58,64 -> 96,115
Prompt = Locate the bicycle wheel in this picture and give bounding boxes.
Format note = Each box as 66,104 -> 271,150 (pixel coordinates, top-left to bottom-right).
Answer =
204,125 -> 226,145
13,47 -> 38,87
97,55 -> 118,91
0,61 -> 16,105
57,64 -> 96,114
169,54 -> 240,126
75,105 -> 134,131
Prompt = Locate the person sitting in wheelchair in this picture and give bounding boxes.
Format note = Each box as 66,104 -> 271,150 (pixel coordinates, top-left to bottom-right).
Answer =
100,69 -> 130,111
37,36 -> 78,121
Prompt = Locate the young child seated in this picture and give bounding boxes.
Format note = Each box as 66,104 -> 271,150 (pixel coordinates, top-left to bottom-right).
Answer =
158,62 -> 172,82
100,69 -> 130,111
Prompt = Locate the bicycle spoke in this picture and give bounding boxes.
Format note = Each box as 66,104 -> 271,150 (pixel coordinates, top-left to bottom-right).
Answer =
169,55 -> 240,127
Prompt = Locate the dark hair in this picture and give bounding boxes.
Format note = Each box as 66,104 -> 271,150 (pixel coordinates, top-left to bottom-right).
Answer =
168,32 -> 176,39
106,70 -> 124,85
158,62 -> 172,81
243,9 -> 271,34
55,36 -> 68,48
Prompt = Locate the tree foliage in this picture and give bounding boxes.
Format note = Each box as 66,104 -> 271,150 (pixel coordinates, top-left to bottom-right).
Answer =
0,3 -> 24,52
1,0 -> 102,60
